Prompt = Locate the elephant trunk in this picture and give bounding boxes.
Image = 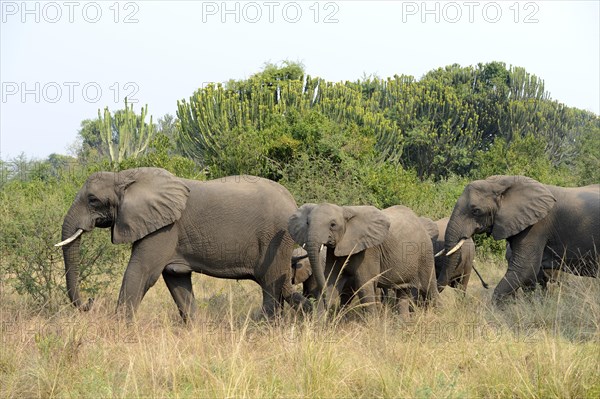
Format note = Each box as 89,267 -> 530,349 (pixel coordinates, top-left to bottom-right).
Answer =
60,203 -> 92,311
306,240 -> 327,300
439,216 -> 465,291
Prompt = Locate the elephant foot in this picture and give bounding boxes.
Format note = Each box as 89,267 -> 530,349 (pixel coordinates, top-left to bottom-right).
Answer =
288,292 -> 313,314
491,289 -> 518,308
78,297 -> 94,312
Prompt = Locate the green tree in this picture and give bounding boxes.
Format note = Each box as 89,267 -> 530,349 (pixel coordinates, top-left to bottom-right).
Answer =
177,61 -> 598,185
98,99 -> 156,168
573,120 -> 600,185
76,118 -> 105,162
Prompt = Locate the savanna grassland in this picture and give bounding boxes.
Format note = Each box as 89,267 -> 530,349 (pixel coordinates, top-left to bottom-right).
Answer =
1,61 -> 599,398
1,256 -> 599,398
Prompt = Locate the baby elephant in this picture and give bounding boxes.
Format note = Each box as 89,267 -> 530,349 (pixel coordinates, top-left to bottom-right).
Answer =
291,247 -> 315,297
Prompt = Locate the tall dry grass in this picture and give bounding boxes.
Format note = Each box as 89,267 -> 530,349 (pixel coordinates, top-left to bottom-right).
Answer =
1,257 -> 599,398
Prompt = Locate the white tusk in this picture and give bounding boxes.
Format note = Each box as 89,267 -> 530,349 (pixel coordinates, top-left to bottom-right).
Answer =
434,249 -> 446,258
446,239 -> 466,256
54,229 -> 84,247
319,244 -> 324,252
302,243 -> 306,248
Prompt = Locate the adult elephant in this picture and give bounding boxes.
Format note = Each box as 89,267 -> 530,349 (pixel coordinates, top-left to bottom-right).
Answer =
288,204 -> 438,315
439,175 -> 599,304
419,217 -> 481,292
56,167 -> 308,321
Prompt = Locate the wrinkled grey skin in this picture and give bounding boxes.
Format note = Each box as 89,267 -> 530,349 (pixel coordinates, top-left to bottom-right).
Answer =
60,167 -> 307,321
420,217 -> 475,292
291,247 -> 356,307
288,204 -> 438,315
441,175 -> 599,304
505,243 -> 560,291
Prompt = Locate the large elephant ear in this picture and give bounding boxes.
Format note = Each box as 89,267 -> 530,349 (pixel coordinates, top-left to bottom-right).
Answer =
112,168 -> 190,244
335,206 -> 391,257
418,217 -> 439,240
490,175 -> 556,240
288,204 -> 317,245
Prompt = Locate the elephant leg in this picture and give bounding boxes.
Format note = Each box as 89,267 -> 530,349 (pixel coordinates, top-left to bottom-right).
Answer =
117,260 -> 164,320
320,273 -> 349,310
260,278 -> 284,319
459,271 -> 471,292
116,226 -> 178,320
395,288 -> 411,319
354,278 -> 378,314
257,235 -> 298,318
339,279 -> 355,309
455,258 -> 472,293
495,262 -> 542,302
493,231 -> 545,304
449,274 -> 469,293
379,286 -> 397,306
162,271 -> 197,323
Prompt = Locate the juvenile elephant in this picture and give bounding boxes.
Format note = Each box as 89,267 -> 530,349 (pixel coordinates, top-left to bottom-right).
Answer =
56,167 -> 307,321
288,204 -> 438,315
419,217 -> 477,291
439,175 -> 599,304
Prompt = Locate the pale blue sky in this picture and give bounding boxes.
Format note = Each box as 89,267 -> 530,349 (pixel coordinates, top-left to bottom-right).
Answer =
1,0 -> 599,160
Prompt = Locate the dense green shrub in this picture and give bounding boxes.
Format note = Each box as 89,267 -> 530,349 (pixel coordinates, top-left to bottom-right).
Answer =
119,134 -> 203,179
472,133 -> 575,186
573,123 -> 600,186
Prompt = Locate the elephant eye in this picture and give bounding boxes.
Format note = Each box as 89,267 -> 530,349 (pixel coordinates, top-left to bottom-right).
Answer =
88,195 -> 102,207
472,207 -> 484,216
330,221 -> 337,229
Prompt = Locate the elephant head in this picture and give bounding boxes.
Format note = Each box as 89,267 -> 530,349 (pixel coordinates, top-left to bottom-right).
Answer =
288,203 -> 390,300
291,247 -> 312,286
56,167 -> 190,310
439,175 -> 556,288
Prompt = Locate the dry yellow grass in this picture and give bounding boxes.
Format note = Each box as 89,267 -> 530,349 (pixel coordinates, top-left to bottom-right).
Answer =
1,257 -> 599,398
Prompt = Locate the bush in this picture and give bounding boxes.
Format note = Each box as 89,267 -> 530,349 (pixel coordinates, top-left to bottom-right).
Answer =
573,123 -> 600,186
471,134 -> 574,185
0,178 -> 128,310
281,154 -> 379,206
117,134 -> 203,179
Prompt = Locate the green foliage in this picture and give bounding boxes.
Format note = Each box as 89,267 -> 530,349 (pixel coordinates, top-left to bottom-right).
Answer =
178,61 -> 595,184
0,177 -> 127,309
474,134 -> 549,180
97,99 -> 156,168
76,118 -> 105,163
573,121 -> 600,185
176,64 -> 398,180
119,134 -> 202,179
472,133 -> 577,186
77,113 -> 182,166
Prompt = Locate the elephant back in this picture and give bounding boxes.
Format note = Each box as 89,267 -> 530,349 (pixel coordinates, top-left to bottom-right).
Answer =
383,205 -> 434,258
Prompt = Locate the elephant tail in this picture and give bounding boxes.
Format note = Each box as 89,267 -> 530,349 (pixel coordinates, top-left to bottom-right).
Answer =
472,264 -> 489,289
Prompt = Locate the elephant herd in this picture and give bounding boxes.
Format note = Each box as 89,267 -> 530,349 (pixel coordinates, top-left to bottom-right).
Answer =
56,168 -> 600,322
